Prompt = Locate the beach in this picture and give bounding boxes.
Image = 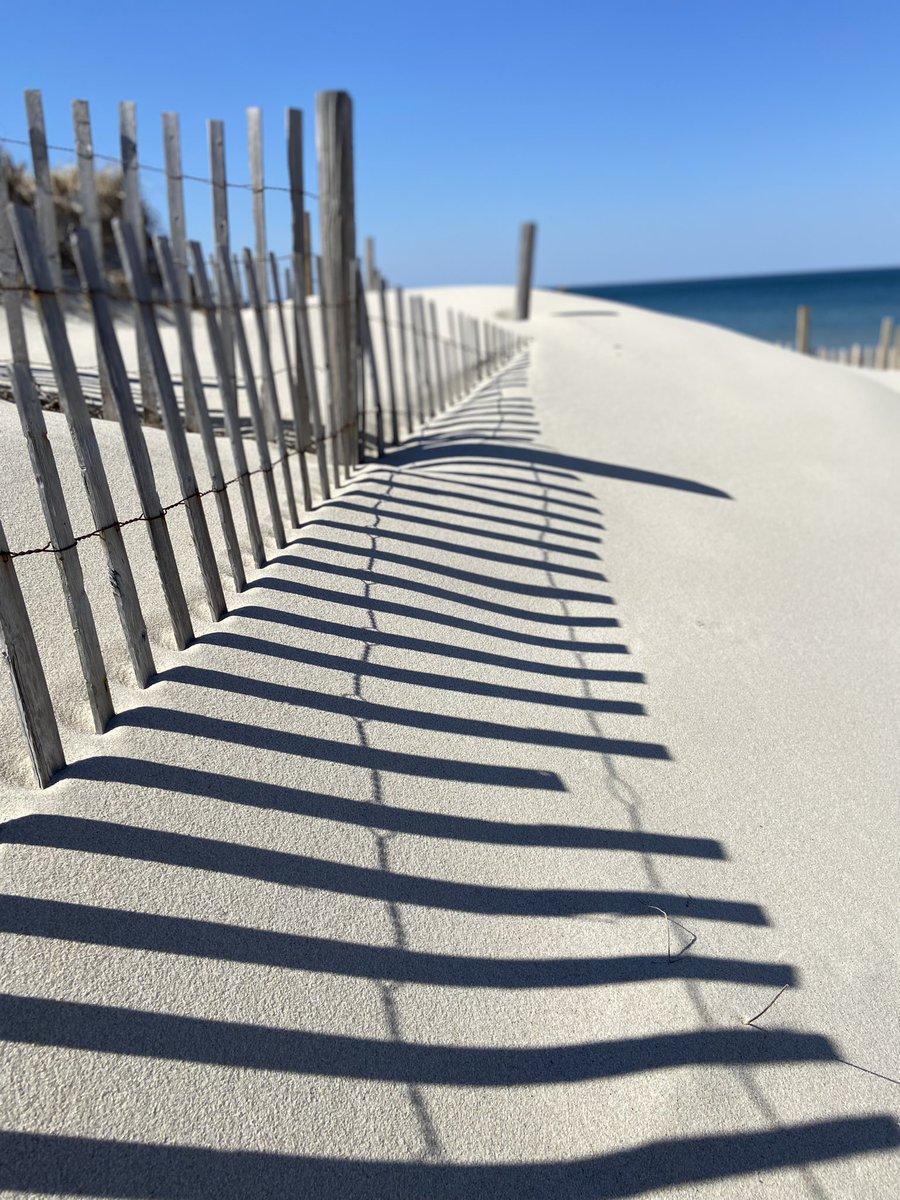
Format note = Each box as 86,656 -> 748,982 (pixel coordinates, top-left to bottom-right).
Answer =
1,287 -> 898,1197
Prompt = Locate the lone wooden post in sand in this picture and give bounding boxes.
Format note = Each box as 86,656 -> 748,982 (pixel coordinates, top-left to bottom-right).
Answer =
515,221 -> 537,320
316,89 -> 359,473
795,305 -> 811,354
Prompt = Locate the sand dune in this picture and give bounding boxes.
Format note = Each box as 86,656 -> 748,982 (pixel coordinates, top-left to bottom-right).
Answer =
1,288 -> 898,1197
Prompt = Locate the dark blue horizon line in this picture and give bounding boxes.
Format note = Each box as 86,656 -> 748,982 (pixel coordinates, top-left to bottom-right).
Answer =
561,264 -> 900,293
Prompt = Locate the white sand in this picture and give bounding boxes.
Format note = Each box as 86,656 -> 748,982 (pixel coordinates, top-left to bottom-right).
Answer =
0,288 -> 898,1197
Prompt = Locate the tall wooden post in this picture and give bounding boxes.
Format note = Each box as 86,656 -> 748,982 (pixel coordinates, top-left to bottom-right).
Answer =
515,221 -> 537,320
795,305 -> 811,354
316,90 -> 358,473
876,316 -> 894,370
365,236 -> 377,290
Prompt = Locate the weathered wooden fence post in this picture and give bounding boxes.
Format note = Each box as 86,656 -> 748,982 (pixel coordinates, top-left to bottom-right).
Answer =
795,305 -> 811,354
0,513 -> 66,787
24,89 -> 62,288
162,110 -> 200,432
120,102 -> 160,425
875,316 -> 894,370
365,236 -> 377,290
316,90 -> 359,477
515,221 -> 537,320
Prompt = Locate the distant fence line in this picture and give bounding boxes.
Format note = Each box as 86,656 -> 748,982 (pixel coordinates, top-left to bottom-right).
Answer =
0,86 -> 528,788
776,304 -> 900,368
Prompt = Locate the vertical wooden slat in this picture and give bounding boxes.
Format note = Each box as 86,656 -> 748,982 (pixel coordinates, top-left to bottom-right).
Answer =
247,107 -> 273,438
316,254 -> 342,490
10,206 -> 155,685
795,305 -> 811,354
303,212 -> 314,295
162,111 -> 200,433
515,221 -> 537,320
70,228 -> 193,651
316,90 -> 358,474
243,246 -> 299,527
191,245 -> 265,568
0,158 -> 30,369
218,251 -> 286,548
377,277 -> 399,444
120,102 -> 159,425
395,287 -> 414,435
356,264 -> 384,457
24,89 -> 61,288
428,300 -> 447,412
156,234 -> 246,592
365,236 -> 376,290
287,108 -> 330,500
876,316 -> 894,370
408,296 -> 426,425
0,513 -> 65,787
269,253 -> 312,510
72,98 -> 116,422
208,119 -> 235,389
447,308 -> 460,400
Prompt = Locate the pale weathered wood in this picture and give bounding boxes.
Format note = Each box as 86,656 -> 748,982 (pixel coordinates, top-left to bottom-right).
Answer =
365,236 -> 376,290
850,343 -> 862,367
247,108 -> 268,309
316,253 -> 342,490
409,296 -> 427,424
876,316 -> 894,370
243,246 -> 299,526
304,212 -> 314,295
120,102 -> 159,425
287,108 -> 330,500
428,300 -> 448,411
447,308 -> 461,399
191,245 -> 265,567
316,91 -> 359,473
0,160 -> 30,369
24,89 -> 61,288
71,228 -> 193,651
269,252 -> 312,510
474,320 -> 484,379
7,347 -> 114,733
0,512 -> 66,786
515,221 -> 537,320
115,219 -> 226,621
395,287 -> 414,434
208,119 -> 235,389
356,264 -> 384,456
795,305 -> 811,354
10,206 -> 155,685
71,99 -> 117,422
219,251 -> 286,548
156,234 -> 247,592
377,277 -> 399,444
162,111 -> 200,433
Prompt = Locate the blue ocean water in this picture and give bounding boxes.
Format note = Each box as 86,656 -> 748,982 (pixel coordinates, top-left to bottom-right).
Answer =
566,267 -> 900,351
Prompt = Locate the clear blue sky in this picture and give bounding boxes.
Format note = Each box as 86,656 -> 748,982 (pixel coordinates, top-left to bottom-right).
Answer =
2,0 -> 899,287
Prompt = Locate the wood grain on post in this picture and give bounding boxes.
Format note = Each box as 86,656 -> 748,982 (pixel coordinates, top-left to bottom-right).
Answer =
269,252 -> 312,511
378,277 -> 399,444
287,108 -> 330,500
243,246 -> 299,526
162,111 -> 200,433
156,234 -> 247,592
395,287 -> 414,434
316,90 -> 358,473
191,245 -> 265,567
247,107 -> 274,436
24,90 -> 62,288
795,305 -> 811,354
71,228 -> 194,650
218,251 -> 286,548
6,350 -> 114,734
515,221 -> 537,320
120,102 -> 159,425
208,119 -> 235,390
71,100 -> 117,421
10,206 -> 155,685
0,513 -> 66,787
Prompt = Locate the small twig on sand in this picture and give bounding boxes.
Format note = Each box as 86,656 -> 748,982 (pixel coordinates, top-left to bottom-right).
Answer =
646,904 -> 697,963
743,984 -> 789,1028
